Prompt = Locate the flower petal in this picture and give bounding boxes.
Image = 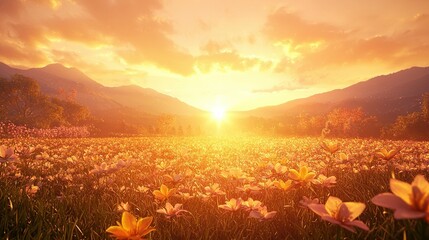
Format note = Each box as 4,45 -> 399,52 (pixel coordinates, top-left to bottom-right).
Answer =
153,190 -> 166,200
308,203 -> 329,217
300,166 -> 308,178
321,215 -> 342,226
337,203 -> 351,222
165,202 -> 173,210
106,226 -> 129,238
156,208 -> 167,214
338,223 -> 357,233
346,220 -> 370,231
289,169 -> 300,180
160,184 -> 168,195
304,172 -> 316,181
394,209 -> 426,220
265,211 -> 277,219
249,210 -> 262,219
137,216 -> 153,235
121,211 -> 137,232
140,227 -> 156,236
325,196 -> 342,216
390,178 -> 412,205
343,202 -> 365,221
412,175 -> 429,193
371,193 -> 410,210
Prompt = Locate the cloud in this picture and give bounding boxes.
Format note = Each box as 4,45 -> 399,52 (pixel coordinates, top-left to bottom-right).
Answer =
0,40 -> 48,66
195,41 -> 273,73
0,0 -> 23,20
264,8 -> 343,44
264,7 -> 429,87
252,83 -> 304,93
0,0 -> 195,75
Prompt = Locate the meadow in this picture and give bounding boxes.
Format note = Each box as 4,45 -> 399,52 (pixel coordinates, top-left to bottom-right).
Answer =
1,136 -> 429,239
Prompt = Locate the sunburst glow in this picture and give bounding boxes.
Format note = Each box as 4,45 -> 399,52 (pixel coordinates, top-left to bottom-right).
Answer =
211,106 -> 226,122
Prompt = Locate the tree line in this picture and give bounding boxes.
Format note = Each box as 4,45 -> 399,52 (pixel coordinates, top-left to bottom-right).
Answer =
0,75 -> 91,128
237,93 -> 429,140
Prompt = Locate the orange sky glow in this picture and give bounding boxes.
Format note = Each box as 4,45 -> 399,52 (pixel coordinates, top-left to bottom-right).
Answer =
1,0 -> 429,111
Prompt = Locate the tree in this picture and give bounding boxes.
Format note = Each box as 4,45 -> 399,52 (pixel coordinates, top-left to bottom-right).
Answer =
0,75 -> 63,128
51,98 -> 90,126
322,107 -> 380,138
382,93 -> 429,140
422,92 -> 429,122
0,74 -> 91,128
156,114 -> 176,135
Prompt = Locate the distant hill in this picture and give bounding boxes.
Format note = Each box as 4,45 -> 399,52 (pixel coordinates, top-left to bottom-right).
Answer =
247,66 -> 429,122
0,62 -> 204,125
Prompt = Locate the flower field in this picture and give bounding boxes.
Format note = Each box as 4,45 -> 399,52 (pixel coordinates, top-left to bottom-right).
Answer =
1,136 -> 429,239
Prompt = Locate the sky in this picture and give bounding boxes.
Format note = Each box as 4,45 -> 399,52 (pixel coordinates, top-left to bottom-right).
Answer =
1,0 -> 429,111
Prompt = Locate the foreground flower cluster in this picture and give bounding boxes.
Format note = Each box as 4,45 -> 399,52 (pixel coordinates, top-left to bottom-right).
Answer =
1,136 -> 429,239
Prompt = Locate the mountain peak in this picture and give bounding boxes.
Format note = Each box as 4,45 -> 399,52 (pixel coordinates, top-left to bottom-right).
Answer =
41,63 -> 83,77
33,63 -> 104,88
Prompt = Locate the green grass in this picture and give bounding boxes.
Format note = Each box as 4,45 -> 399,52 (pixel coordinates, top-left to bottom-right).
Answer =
1,136 -> 429,239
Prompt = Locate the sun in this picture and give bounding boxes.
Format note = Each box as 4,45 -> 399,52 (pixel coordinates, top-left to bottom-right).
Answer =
211,106 -> 226,122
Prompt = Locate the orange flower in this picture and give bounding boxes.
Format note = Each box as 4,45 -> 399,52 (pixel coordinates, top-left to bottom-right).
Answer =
375,148 -> 400,160
288,166 -> 316,183
218,198 -> 242,211
153,184 -> 177,201
308,196 -> 369,233
372,175 -> 429,222
106,211 -> 155,239
321,141 -> 339,154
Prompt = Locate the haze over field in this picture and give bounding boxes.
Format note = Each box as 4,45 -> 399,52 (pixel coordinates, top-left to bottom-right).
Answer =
1,0 -> 429,111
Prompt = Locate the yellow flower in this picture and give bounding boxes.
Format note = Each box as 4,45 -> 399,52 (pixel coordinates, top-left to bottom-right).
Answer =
218,198 -> 242,211
321,141 -> 339,154
274,163 -> 288,174
204,183 -> 226,196
106,211 -> 155,239
116,202 -> 131,212
375,148 -> 400,160
25,184 -> 39,197
273,179 -> 293,191
156,202 -> 189,219
312,174 -> 337,188
241,197 -> 263,211
249,206 -> 277,221
153,184 -> 177,201
308,196 -> 369,233
372,175 -> 429,222
288,166 -> 316,182
339,152 -> 349,162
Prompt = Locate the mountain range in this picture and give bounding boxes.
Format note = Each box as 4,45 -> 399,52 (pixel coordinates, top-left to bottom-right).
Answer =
1,62 -> 429,125
0,62 -> 203,126
247,66 -> 429,122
